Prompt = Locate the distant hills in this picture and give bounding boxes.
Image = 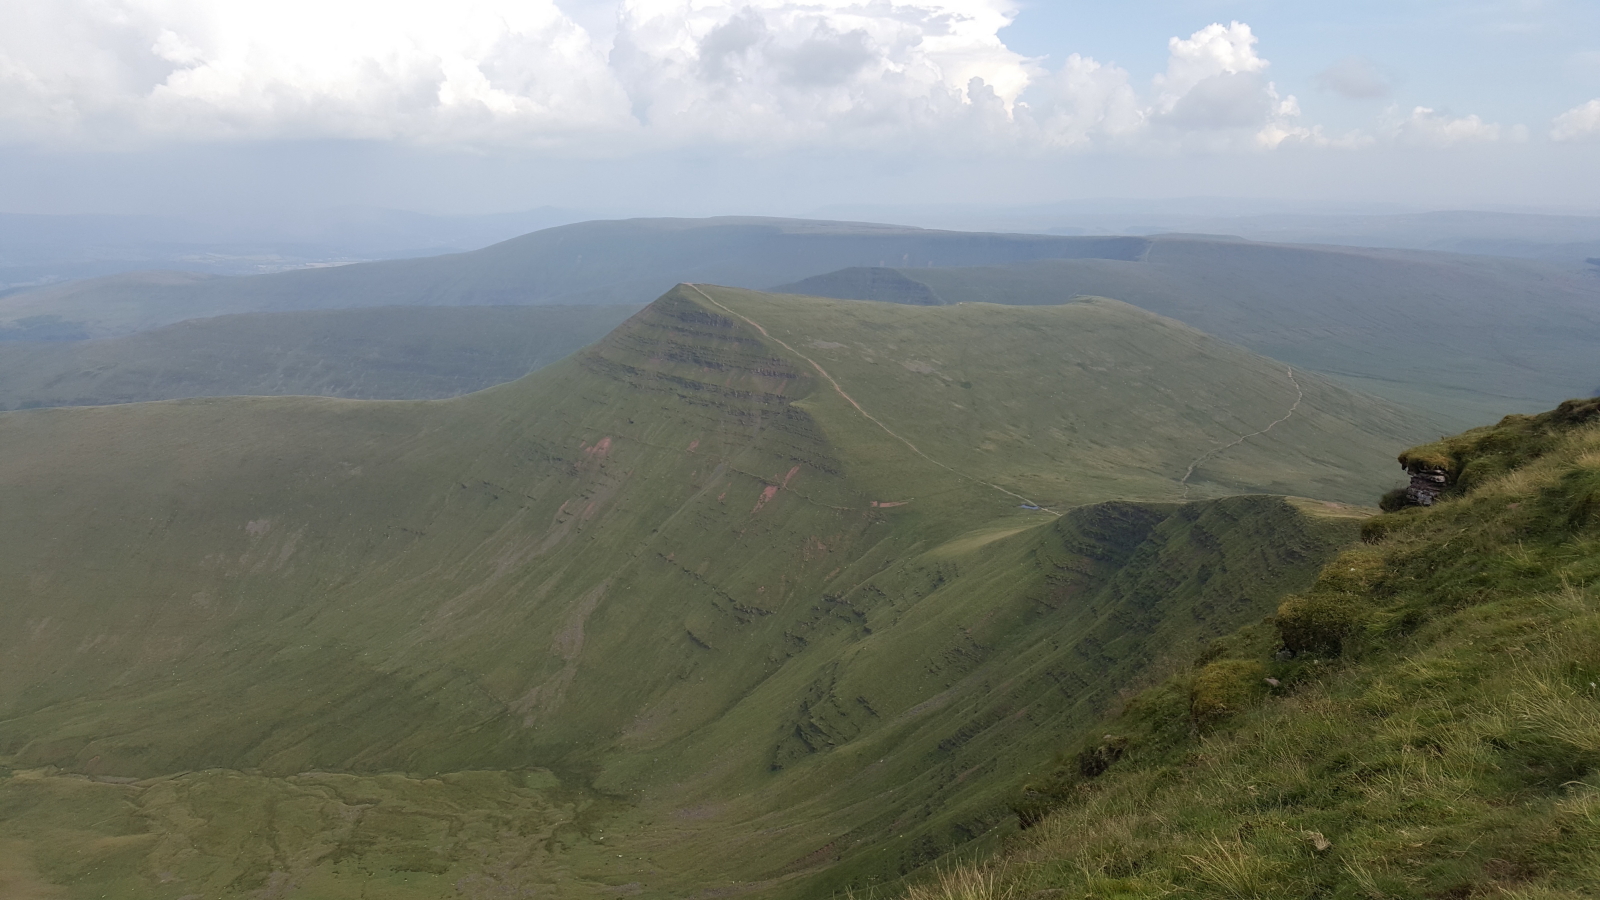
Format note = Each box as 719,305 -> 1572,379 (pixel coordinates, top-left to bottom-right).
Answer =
0,286 -> 1418,898
10,207 -> 1600,296
3,217 -> 1594,428
809,206 -> 1600,265
0,304 -> 636,409
0,218 -> 1148,337
0,206 -> 592,290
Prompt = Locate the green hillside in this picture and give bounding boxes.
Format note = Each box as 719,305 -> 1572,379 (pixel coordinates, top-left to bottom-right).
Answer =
911,398 -> 1600,900
0,286 -> 1421,898
777,240 -> 1600,428
0,304 -> 637,409
0,218 -> 1145,337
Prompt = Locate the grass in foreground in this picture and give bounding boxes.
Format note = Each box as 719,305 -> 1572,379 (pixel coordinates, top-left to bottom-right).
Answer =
905,398 -> 1600,900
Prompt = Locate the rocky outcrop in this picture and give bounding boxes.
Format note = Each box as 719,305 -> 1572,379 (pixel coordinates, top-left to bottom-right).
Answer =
1388,398 -> 1600,511
1404,462 -> 1450,506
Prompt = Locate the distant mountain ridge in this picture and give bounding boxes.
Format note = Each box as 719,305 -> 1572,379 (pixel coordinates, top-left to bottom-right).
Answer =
6,214 -> 1593,427
0,206 -> 592,290
807,206 -> 1600,265
0,304 -> 637,409
0,217 -> 1151,337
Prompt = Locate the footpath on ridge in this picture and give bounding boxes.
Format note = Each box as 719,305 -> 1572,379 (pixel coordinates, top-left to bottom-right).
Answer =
687,283 -> 1059,513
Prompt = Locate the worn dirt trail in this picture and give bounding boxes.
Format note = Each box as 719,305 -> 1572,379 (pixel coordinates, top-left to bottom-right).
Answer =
1179,366 -> 1304,501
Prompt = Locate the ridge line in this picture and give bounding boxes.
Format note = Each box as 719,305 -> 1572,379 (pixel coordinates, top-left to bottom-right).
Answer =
683,284 -> 1056,514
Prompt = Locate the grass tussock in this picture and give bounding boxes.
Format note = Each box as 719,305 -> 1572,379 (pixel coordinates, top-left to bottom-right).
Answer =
901,866 -> 1019,900
919,400 -> 1600,900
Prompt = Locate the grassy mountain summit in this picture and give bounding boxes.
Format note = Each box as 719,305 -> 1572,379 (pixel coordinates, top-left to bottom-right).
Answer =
0,286 -> 1421,898
682,288 -> 1418,507
778,240 -> 1600,427
919,398 -> 1600,900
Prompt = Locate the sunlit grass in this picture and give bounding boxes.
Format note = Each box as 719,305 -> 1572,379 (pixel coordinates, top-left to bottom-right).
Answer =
926,401 -> 1600,900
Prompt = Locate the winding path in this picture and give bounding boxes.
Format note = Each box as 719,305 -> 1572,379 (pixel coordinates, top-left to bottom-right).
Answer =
1179,366 -> 1304,501
685,284 -> 1057,514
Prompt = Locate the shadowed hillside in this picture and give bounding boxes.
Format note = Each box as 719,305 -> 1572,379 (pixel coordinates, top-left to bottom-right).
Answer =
0,304 -> 637,409
0,286 -> 1421,898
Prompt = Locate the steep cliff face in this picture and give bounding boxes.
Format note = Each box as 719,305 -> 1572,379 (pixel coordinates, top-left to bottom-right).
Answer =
1403,461 -> 1450,506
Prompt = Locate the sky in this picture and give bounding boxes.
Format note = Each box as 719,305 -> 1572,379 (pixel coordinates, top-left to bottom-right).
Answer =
0,0 -> 1597,217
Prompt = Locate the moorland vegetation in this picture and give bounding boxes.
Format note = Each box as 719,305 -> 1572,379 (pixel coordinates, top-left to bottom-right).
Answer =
2,205 -> 1593,897
0,285 -> 1419,898
909,399 -> 1600,900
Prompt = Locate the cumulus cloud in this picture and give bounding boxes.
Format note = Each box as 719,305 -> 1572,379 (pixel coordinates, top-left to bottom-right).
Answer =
0,0 -> 633,144
0,0 -> 1046,149
1154,21 -> 1268,108
1390,106 -> 1506,146
1015,54 -> 1143,148
0,2 -> 1500,158
607,0 -> 1032,146
1313,56 -> 1390,99
1142,22 -> 1314,150
1551,99 -> 1600,141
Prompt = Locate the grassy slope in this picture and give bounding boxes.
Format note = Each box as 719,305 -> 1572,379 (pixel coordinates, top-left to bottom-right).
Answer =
0,218 -> 1147,336
913,399 -> 1600,900
0,497 -> 1355,900
0,304 -> 638,409
714,290 -> 1419,507
778,240 -> 1600,428
0,287 -> 1418,898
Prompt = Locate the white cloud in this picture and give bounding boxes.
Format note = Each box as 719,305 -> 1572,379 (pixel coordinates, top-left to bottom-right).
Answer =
1154,21 -> 1268,109
1141,22 -> 1314,150
149,0 -> 637,144
607,0 -> 1033,147
0,0 -> 1042,149
1390,106 -> 1505,146
1551,99 -> 1600,141
1016,54 -> 1143,148
0,0 -> 633,144
0,3 -> 1510,159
